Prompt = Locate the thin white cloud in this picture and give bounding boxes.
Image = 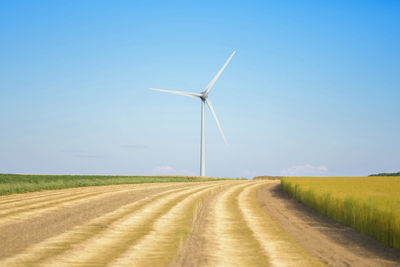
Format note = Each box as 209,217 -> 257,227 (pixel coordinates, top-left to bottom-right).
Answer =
281,164 -> 328,176
152,165 -> 195,176
241,170 -> 257,179
153,165 -> 174,173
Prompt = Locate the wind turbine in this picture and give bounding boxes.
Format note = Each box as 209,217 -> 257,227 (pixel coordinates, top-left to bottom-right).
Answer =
150,51 -> 235,177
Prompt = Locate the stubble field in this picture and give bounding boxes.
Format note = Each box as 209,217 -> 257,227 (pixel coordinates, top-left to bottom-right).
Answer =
1,178 -> 399,266
0,180 -> 320,266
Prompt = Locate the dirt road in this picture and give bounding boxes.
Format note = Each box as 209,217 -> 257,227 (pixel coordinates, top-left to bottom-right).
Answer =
257,182 -> 400,266
0,180 -> 399,266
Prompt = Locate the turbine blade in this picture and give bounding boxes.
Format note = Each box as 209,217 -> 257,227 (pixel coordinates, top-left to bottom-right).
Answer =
204,51 -> 236,94
149,88 -> 202,99
206,99 -> 228,145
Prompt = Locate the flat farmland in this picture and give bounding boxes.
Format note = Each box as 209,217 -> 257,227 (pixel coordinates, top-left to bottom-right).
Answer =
0,174 -> 225,195
282,177 -> 400,249
1,179 -> 400,266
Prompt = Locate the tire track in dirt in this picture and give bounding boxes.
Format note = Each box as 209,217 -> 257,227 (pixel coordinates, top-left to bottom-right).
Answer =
0,184 -> 182,226
172,181 -> 322,267
0,182 -> 224,266
6,180 -> 382,267
46,183 -> 220,267
0,190 -> 117,220
238,182 -> 322,267
0,183 -> 203,260
257,181 -> 400,267
208,182 -> 270,266
170,187 -> 226,267
0,184 -> 140,207
107,183 -> 226,267
0,190 -> 73,205
0,188 -> 109,210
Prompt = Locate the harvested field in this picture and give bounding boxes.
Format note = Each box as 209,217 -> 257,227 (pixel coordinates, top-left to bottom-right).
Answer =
1,180 -> 399,266
0,174 -> 226,195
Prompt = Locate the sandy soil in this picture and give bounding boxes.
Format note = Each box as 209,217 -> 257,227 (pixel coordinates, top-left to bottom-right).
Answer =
0,180 -> 399,266
257,181 -> 400,266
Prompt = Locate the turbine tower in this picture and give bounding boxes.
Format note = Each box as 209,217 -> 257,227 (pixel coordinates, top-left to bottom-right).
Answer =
150,51 -> 235,177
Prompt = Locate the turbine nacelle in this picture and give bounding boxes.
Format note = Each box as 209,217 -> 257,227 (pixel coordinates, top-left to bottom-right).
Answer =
200,92 -> 208,100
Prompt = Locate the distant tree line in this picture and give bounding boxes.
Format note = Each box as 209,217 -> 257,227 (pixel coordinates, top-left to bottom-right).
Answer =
369,172 -> 400,176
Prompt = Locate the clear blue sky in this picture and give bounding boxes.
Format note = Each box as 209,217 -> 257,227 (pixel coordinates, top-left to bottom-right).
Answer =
1,1 -> 399,177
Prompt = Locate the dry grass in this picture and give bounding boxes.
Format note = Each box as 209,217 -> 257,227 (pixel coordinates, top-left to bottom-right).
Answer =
1,180 -> 321,266
0,184 -> 158,227
109,185 -> 221,266
1,183 -> 220,266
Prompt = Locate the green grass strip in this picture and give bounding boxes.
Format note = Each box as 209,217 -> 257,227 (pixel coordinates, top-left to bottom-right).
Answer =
0,174 -> 228,195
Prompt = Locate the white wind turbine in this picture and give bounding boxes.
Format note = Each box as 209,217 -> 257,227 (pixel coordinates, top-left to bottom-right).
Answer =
150,51 -> 236,177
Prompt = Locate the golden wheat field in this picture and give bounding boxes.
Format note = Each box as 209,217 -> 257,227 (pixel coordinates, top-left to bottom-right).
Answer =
281,177 -> 400,249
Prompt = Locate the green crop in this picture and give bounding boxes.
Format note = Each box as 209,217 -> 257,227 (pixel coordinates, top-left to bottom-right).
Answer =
0,174 -> 228,195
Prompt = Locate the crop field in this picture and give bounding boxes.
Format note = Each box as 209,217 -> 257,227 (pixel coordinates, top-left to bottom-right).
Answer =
0,179 -> 323,267
0,174 -> 226,195
1,177 -> 399,266
281,177 -> 400,249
